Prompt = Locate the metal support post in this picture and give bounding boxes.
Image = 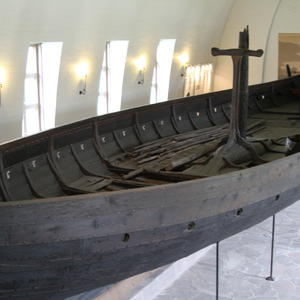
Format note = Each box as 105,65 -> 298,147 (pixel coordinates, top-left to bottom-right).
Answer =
216,241 -> 219,300
266,214 -> 276,281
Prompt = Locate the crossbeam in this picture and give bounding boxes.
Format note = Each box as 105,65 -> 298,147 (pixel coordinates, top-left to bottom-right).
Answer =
211,47 -> 263,58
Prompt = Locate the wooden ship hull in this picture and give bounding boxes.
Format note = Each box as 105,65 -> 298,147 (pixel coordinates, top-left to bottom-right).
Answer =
1,74 -> 300,299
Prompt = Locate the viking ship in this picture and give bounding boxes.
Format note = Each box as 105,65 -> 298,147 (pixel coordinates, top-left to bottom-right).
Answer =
1,30 -> 300,298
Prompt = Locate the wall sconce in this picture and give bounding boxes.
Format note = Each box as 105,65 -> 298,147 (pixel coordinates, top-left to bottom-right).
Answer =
76,62 -> 88,95
0,68 -> 5,106
135,56 -> 146,84
178,52 -> 189,77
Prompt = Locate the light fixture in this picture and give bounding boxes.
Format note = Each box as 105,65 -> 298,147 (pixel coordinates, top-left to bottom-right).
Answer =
0,68 -> 5,106
76,62 -> 88,95
178,52 -> 189,77
135,56 -> 146,84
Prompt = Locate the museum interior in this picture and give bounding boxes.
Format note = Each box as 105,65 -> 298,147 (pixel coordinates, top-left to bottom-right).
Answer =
0,0 -> 300,299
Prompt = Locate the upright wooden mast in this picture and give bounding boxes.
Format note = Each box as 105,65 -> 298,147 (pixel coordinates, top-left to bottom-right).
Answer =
238,26 -> 249,139
191,28 -> 264,176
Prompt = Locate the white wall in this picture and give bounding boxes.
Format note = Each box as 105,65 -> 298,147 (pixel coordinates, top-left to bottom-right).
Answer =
2,0 -> 299,144
213,0 -> 281,91
263,0 -> 300,82
0,0 -> 235,143
213,0 -> 300,91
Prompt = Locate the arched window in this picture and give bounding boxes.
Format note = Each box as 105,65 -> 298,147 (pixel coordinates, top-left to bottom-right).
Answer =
97,41 -> 129,115
150,39 -> 176,104
22,42 -> 62,136
184,63 -> 213,97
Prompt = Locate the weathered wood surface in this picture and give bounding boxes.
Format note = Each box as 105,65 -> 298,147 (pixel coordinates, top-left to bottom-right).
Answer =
0,70 -> 300,298
1,150 -> 300,298
211,47 -> 263,57
238,26 -> 250,138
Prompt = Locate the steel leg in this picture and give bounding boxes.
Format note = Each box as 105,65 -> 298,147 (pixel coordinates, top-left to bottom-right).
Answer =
266,214 -> 275,281
216,241 -> 219,300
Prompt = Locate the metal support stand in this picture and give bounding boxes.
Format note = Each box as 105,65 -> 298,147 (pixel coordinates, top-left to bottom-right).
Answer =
266,214 -> 276,281
216,241 -> 219,300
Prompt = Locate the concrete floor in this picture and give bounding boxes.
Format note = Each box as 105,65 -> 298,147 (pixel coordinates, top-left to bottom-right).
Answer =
68,200 -> 300,300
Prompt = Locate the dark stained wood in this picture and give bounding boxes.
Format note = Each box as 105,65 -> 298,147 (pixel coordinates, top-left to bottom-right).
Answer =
239,26 -> 249,138
211,47 -> 263,57
0,33 -> 300,298
1,152 -> 300,298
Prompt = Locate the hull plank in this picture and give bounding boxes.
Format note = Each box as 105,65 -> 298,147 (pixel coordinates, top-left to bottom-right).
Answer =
1,184 -> 299,299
